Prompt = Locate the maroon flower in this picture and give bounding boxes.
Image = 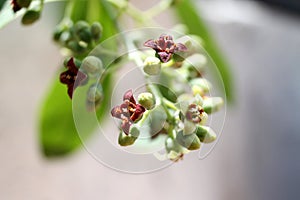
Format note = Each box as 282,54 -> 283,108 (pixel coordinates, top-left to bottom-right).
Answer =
11,0 -> 21,12
185,104 -> 204,123
111,90 -> 146,134
60,57 -> 87,99
144,34 -> 187,63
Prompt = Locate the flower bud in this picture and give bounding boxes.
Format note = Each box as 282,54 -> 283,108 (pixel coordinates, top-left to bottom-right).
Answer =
90,22 -> 103,41
195,125 -> 217,143
138,92 -> 155,110
203,97 -> 224,114
17,0 -> 32,8
176,131 -> 201,150
87,84 -> 103,103
118,128 -> 138,146
190,78 -> 212,96
74,21 -> 92,43
82,56 -> 103,75
21,10 -> 40,25
143,57 -> 161,75
182,54 -> 207,73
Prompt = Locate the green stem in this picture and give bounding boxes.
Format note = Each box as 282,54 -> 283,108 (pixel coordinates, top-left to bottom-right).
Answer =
145,0 -> 173,19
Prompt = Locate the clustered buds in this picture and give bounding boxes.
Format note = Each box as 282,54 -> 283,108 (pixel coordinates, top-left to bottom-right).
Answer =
53,20 -> 103,54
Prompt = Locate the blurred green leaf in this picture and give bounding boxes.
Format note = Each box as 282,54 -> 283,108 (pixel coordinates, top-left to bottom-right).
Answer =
39,0 -> 118,157
174,0 -> 234,102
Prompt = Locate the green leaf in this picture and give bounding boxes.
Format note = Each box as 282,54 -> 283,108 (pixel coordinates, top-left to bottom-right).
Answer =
174,0 -> 234,102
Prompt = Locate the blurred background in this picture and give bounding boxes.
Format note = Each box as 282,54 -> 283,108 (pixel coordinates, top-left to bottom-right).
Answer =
0,0 -> 300,199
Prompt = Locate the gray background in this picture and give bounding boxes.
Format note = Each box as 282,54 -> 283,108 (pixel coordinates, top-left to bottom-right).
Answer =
0,0 -> 299,199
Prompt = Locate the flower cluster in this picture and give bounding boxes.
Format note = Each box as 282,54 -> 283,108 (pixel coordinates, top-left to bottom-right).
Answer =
110,34 -> 224,161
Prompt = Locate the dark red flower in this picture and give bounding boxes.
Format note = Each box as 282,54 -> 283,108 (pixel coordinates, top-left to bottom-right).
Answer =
144,34 -> 187,63
11,0 -> 21,12
60,57 -> 87,99
111,90 -> 146,134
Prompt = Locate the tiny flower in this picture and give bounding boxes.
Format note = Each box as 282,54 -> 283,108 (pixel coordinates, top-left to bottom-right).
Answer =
60,57 -> 87,99
185,103 -> 205,123
111,90 -> 146,134
144,34 -> 187,63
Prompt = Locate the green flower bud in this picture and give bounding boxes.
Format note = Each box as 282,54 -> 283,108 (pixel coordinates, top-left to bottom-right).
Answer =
118,129 -> 138,146
21,10 -> 40,25
176,131 -> 201,150
143,57 -> 161,75
190,78 -> 212,96
86,98 -> 101,112
77,28 -> 92,43
87,84 -> 103,103
183,54 -> 207,73
53,27 -> 63,42
90,22 -> 103,41
138,92 -> 155,110
81,56 -> 103,75
203,97 -> 224,114
195,125 -> 217,143
17,0 -> 32,8
74,21 -> 90,32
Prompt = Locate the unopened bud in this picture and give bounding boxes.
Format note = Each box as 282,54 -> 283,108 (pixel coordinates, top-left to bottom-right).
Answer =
143,57 -> 161,75
90,22 -> 103,41
87,84 -> 103,102
203,97 -> 223,114
190,78 -> 212,96
176,131 -> 201,150
82,56 -> 103,75
195,125 -> 217,143
118,128 -> 138,146
21,10 -> 40,25
138,92 -> 155,110
183,54 -> 207,73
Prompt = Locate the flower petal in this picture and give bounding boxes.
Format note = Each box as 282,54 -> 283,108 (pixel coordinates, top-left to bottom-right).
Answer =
175,43 -> 187,52
144,39 -> 158,50
157,52 -> 172,63
123,89 -> 136,104
130,104 -> 145,122
111,105 -> 123,119
121,120 -> 132,135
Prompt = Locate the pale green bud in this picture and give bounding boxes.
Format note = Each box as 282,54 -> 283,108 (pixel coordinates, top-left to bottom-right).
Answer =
21,10 -> 40,25
82,56 -> 103,75
87,84 -> 103,103
118,127 -> 139,146
143,57 -> 161,75
203,97 -> 224,114
176,131 -> 201,150
183,54 -> 207,73
90,22 -> 103,41
195,125 -> 217,143
138,92 -> 155,110
190,78 -> 212,96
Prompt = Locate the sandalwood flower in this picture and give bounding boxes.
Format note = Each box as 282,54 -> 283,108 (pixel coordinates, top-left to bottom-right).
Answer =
144,34 -> 187,63
60,57 -> 87,99
111,90 -> 146,134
